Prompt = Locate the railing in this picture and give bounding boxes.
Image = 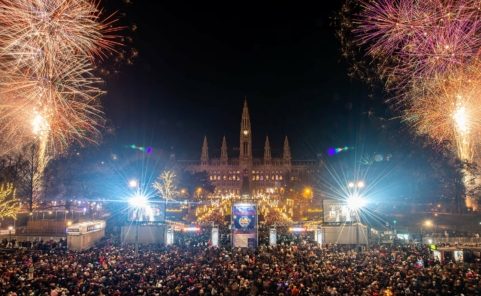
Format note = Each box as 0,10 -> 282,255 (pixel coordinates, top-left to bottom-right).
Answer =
423,237 -> 481,245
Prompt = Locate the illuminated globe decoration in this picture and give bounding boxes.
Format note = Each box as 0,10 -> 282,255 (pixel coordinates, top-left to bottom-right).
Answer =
239,216 -> 251,228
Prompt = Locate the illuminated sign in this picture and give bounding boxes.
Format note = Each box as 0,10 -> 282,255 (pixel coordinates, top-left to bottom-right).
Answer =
211,227 -> 219,247
232,203 -> 257,248
289,227 -> 306,232
66,228 -> 80,234
269,228 -> 277,246
323,199 -> 356,223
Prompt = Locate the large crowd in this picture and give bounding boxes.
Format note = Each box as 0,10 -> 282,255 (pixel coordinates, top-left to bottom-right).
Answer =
1,234 -> 481,296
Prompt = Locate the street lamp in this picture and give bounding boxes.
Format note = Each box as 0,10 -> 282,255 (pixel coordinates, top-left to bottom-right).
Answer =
8,226 -> 13,242
424,219 -> 434,228
303,187 -> 313,198
421,219 -> 434,244
128,179 -> 139,189
128,193 -> 149,255
346,180 -> 367,248
346,194 -> 367,211
348,180 -> 365,190
128,193 -> 149,209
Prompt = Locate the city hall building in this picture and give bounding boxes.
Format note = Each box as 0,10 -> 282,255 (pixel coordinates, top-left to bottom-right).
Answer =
179,100 -> 321,198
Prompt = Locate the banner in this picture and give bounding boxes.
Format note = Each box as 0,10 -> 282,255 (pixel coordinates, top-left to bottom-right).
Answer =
165,226 -> 174,246
323,199 -> 355,223
269,228 -> 277,246
232,203 -> 258,248
211,227 -> 219,247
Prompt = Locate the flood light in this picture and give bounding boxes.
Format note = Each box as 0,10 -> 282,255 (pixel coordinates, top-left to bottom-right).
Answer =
346,195 -> 367,210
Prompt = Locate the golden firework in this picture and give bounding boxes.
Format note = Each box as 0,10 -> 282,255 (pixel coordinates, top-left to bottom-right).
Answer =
0,0 -> 119,157
404,62 -> 481,162
0,0 -> 121,209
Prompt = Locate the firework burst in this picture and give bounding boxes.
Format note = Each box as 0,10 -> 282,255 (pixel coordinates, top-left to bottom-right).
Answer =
0,0 -> 120,156
404,62 -> 481,162
347,0 -> 481,92
0,0 -> 122,208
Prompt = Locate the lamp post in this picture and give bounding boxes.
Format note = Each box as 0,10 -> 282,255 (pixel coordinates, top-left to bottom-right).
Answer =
347,180 -> 367,248
421,219 -> 434,244
8,226 -> 13,242
129,192 -> 148,255
128,179 -> 139,189
128,178 -> 142,254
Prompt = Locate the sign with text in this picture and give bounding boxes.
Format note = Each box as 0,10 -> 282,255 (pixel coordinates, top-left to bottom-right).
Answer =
232,203 -> 258,248
323,199 -> 355,223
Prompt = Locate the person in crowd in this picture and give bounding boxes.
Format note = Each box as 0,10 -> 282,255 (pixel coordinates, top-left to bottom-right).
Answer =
1,231 -> 480,295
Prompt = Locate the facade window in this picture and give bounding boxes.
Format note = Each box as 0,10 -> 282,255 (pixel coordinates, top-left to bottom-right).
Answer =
260,176 -> 264,181
279,176 -> 283,180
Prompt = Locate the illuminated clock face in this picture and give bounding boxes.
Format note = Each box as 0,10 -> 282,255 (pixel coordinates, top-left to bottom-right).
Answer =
243,130 -> 249,136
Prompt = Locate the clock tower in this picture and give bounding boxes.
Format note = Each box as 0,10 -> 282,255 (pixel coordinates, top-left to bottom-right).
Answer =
240,99 -> 252,166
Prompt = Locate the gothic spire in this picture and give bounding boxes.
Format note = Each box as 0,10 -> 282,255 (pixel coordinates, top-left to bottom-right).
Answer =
201,136 -> 209,165
241,98 -> 250,132
264,136 -> 271,164
240,99 -> 252,162
283,136 -> 291,166
220,136 -> 228,165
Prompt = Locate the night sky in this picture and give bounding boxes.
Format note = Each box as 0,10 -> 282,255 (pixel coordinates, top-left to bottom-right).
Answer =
100,1 -> 387,160
36,0 -> 463,207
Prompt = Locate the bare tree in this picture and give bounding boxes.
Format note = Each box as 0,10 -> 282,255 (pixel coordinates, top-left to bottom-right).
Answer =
0,183 -> 19,219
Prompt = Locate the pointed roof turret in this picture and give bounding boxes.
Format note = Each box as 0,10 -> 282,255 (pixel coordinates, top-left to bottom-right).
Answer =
283,136 -> 291,166
201,136 -> 209,165
220,136 -> 228,165
240,98 -> 252,162
241,98 -> 250,131
264,136 -> 272,164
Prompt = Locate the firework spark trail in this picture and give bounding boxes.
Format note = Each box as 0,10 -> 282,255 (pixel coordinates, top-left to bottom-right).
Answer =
403,62 -> 481,163
341,0 -> 481,209
352,0 -> 481,92
0,0 -> 119,154
0,0 -> 121,208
